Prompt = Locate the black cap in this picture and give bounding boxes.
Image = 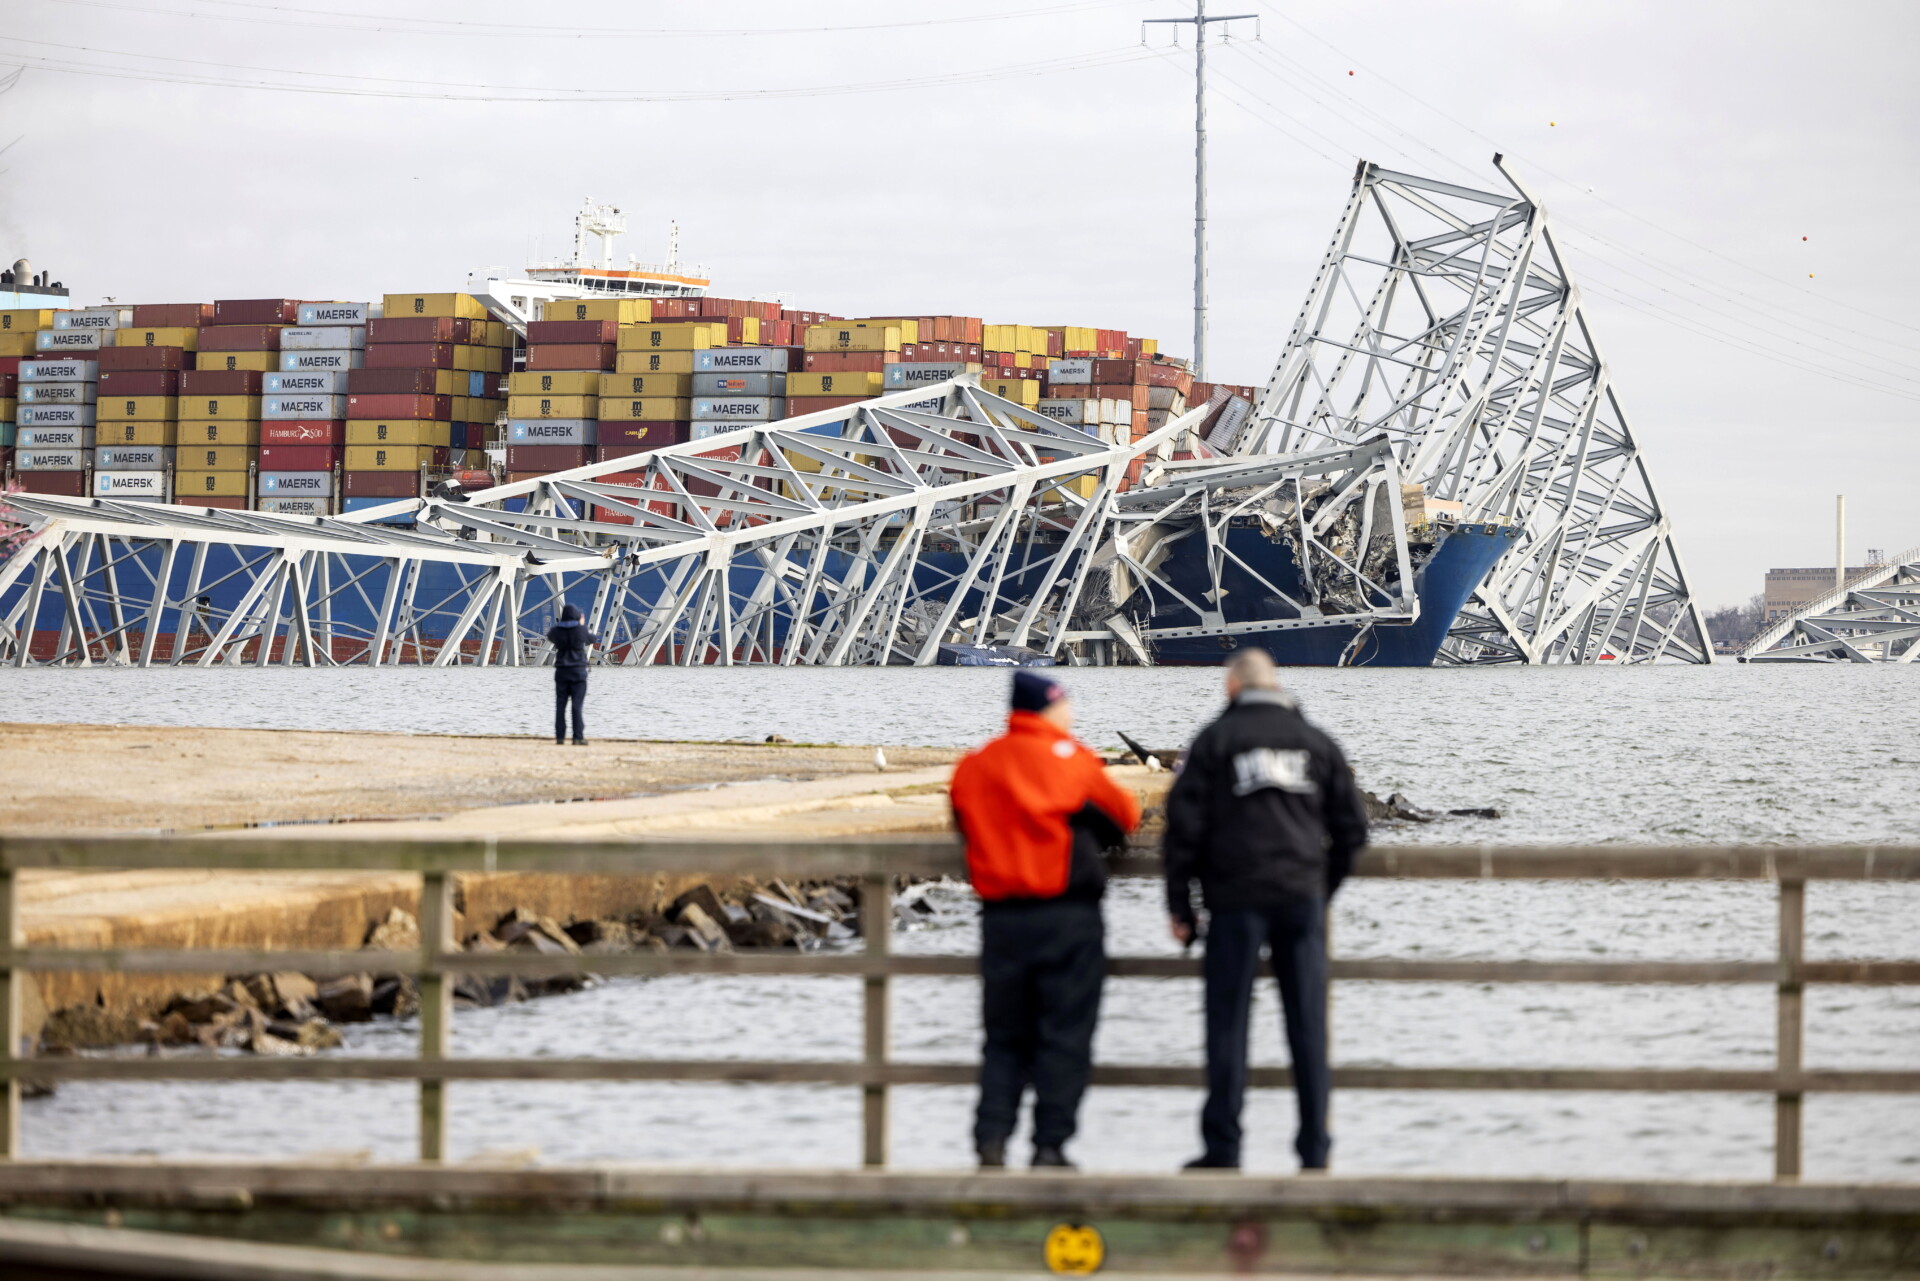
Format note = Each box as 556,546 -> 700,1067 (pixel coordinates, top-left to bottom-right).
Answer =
1011,671 -> 1066,714
561,603 -> 582,622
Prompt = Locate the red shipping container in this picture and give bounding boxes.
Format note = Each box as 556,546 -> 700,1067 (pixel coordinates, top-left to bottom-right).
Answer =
367,316 -> 467,344
653,298 -> 699,319
1087,383 -> 1143,405
132,303 -> 214,328
343,471 -> 423,498
99,370 -> 181,396
525,343 -> 613,371
197,496 -> 251,510
212,299 -> 300,325
803,352 -> 889,373
0,358 -> 19,375
367,343 -> 455,369
97,346 -> 188,372
200,325 -> 282,352
787,395 -> 870,417
1146,365 -> 1195,394
504,445 -> 590,471
1090,358 -> 1147,385
597,421 -> 690,448
0,374 -> 13,396
346,393 -> 452,420
347,368 -> 441,395
262,421 -> 345,445
259,444 -> 342,470
180,369 -> 265,394
526,319 -> 617,344
15,471 -> 87,496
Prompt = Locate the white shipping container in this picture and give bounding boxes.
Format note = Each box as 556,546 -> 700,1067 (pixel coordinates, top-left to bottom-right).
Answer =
52,307 -> 132,331
96,445 -> 174,470
14,448 -> 89,470
694,347 -> 791,373
691,371 -> 785,397
692,396 -> 786,422
689,421 -> 736,441
279,349 -> 365,373
1145,386 -> 1187,412
35,329 -> 103,352
889,394 -> 947,415
1046,358 -> 1095,384
19,404 -> 97,427
1035,399 -> 1096,426
19,426 -> 95,449
296,302 -> 371,326
19,359 -> 98,383
18,381 -> 97,404
883,362 -> 968,389
93,470 -> 168,498
260,496 -> 331,517
507,418 -> 596,445
264,370 -> 351,395
281,326 -> 367,351
263,395 -> 346,420
259,471 -> 334,496
1204,396 -> 1252,449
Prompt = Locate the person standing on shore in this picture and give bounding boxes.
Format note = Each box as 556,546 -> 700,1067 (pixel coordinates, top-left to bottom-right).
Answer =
547,604 -> 597,745
950,672 -> 1141,1170
1163,648 -> 1368,1173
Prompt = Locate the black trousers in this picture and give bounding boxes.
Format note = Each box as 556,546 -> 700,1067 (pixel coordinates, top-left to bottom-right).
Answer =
974,899 -> 1104,1151
1200,897 -> 1331,1168
554,671 -> 587,743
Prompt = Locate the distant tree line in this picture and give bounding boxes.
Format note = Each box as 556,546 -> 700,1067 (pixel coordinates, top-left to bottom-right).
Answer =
1703,594 -> 1765,649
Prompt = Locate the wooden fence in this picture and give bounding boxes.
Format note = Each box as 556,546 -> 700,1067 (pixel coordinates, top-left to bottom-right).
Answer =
0,836 -> 1914,1181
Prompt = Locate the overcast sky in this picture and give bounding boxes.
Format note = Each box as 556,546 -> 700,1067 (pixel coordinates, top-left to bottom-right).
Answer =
2,0 -> 1914,608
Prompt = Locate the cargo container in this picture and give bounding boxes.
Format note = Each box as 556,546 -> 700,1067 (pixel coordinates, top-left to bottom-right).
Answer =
114,327 -> 199,351
598,372 -> 692,399
368,316 -> 466,344
282,326 -> 366,351
92,470 -> 168,500
15,447 -> 89,470
692,396 -> 786,423
597,421 -> 689,448
131,304 -> 214,328
343,472 -> 420,498
278,349 -> 364,372
259,471 -> 333,497
180,369 -> 262,395
598,396 -> 690,422
694,347 -> 792,373
18,426 -> 95,449
527,319 -> 618,345
296,302 -> 371,326
789,370 -> 883,398
265,370 -> 351,395
525,343 -> 613,371
504,444 -> 590,471
692,371 -> 785,396
348,367 -> 459,396
175,469 -> 251,498
14,470 -> 87,495
802,352 -> 889,374
805,325 -> 900,354
262,421 -> 346,446
884,362 -> 970,389
260,496 -> 331,517
197,351 -> 275,373
97,396 -> 178,421
344,444 -> 445,471
263,395 -> 346,420
507,370 -> 599,396
177,444 -> 255,471
96,346 -> 188,372
507,419 -> 596,446
615,325 -> 722,352
98,371 -> 181,396
346,393 -> 452,419
52,307 -> 132,331
541,298 -> 651,325
96,445 -> 174,470
181,395 -> 262,420
213,299 -> 300,325
345,420 -> 450,447
18,382 -> 97,404
199,325 -> 283,352
505,394 -> 596,420
0,309 -> 57,332
175,421 -> 260,445
0,332 -> 33,358
96,422 -> 178,446
19,359 -> 98,383
35,329 -> 103,353
19,404 -> 97,427
786,395 -> 871,417
383,292 -> 487,320
258,444 -> 340,471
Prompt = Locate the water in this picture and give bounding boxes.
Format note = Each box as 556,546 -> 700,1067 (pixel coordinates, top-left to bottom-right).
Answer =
6,663 -> 1918,1180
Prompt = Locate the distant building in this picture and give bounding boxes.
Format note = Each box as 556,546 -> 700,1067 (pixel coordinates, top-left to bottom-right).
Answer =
1764,563 -> 1880,621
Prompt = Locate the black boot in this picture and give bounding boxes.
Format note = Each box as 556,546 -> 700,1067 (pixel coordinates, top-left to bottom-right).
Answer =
1182,1152 -> 1240,1172
976,1138 -> 1007,1170
1031,1145 -> 1075,1170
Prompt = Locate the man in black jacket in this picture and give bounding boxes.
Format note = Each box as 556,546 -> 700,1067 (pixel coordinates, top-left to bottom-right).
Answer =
1163,648 -> 1368,1172
546,604 -> 597,745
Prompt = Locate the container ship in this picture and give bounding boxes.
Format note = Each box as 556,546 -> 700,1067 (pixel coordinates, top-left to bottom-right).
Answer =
0,203 -> 1510,667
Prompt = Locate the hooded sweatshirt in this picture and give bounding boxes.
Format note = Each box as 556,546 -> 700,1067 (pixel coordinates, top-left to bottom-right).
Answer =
546,609 -> 598,670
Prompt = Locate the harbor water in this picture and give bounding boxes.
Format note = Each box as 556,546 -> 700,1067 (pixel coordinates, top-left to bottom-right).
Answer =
4,662 -> 1917,1180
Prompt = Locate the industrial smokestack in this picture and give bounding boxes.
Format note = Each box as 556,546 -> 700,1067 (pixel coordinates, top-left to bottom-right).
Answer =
1835,495 -> 1846,596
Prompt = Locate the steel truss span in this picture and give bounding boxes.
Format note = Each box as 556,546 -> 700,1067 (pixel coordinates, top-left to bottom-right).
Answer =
1230,157 -> 1711,664
1740,547 -> 1920,663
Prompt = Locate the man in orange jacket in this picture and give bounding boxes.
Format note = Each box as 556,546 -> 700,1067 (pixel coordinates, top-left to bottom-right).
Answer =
949,672 -> 1141,1170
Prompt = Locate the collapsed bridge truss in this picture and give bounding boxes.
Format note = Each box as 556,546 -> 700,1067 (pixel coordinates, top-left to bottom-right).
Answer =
1740,547 -> 1920,663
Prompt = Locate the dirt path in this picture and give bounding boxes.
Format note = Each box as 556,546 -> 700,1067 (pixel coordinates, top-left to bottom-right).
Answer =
0,722 -> 963,834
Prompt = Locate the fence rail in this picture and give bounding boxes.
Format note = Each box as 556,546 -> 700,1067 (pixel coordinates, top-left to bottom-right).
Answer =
1,836 -> 1916,1181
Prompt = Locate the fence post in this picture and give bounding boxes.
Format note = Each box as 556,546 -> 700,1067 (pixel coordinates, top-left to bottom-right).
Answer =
861,874 -> 891,1168
1775,878 -> 1805,1181
0,868 -> 19,1159
418,870 -> 454,1163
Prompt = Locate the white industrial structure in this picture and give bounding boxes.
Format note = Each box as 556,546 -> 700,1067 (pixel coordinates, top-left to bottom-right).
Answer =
2,159 -> 1719,668
1740,547 -> 1920,663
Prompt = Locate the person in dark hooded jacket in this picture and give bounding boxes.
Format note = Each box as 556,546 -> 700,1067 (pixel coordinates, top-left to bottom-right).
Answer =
546,604 -> 598,745
1163,647 -> 1368,1172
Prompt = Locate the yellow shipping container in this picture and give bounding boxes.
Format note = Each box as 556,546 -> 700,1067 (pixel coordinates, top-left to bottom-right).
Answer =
599,397 -> 690,421
0,309 -> 55,332
1043,475 -> 1103,502
509,370 -> 601,396
450,396 -> 473,422
482,319 -> 511,347
1046,326 -> 1098,353
345,444 -> 439,471
0,397 -> 12,419
985,379 -> 1040,406
1140,338 -> 1159,355
804,325 -> 901,354
383,292 -> 487,320
175,470 -> 250,499
543,298 -> 653,326
612,349 -> 697,375
450,344 -> 481,372
614,324 -> 721,352
196,351 -> 274,372
96,395 -> 179,421
0,331 -> 36,358
597,372 -> 690,399
175,421 -> 260,446
346,420 -> 451,447
182,395 -> 262,420
852,318 -> 920,344
177,445 -> 255,472
788,371 -> 884,397
97,421 -> 177,446
506,394 -> 597,419
114,327 -> 199,351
